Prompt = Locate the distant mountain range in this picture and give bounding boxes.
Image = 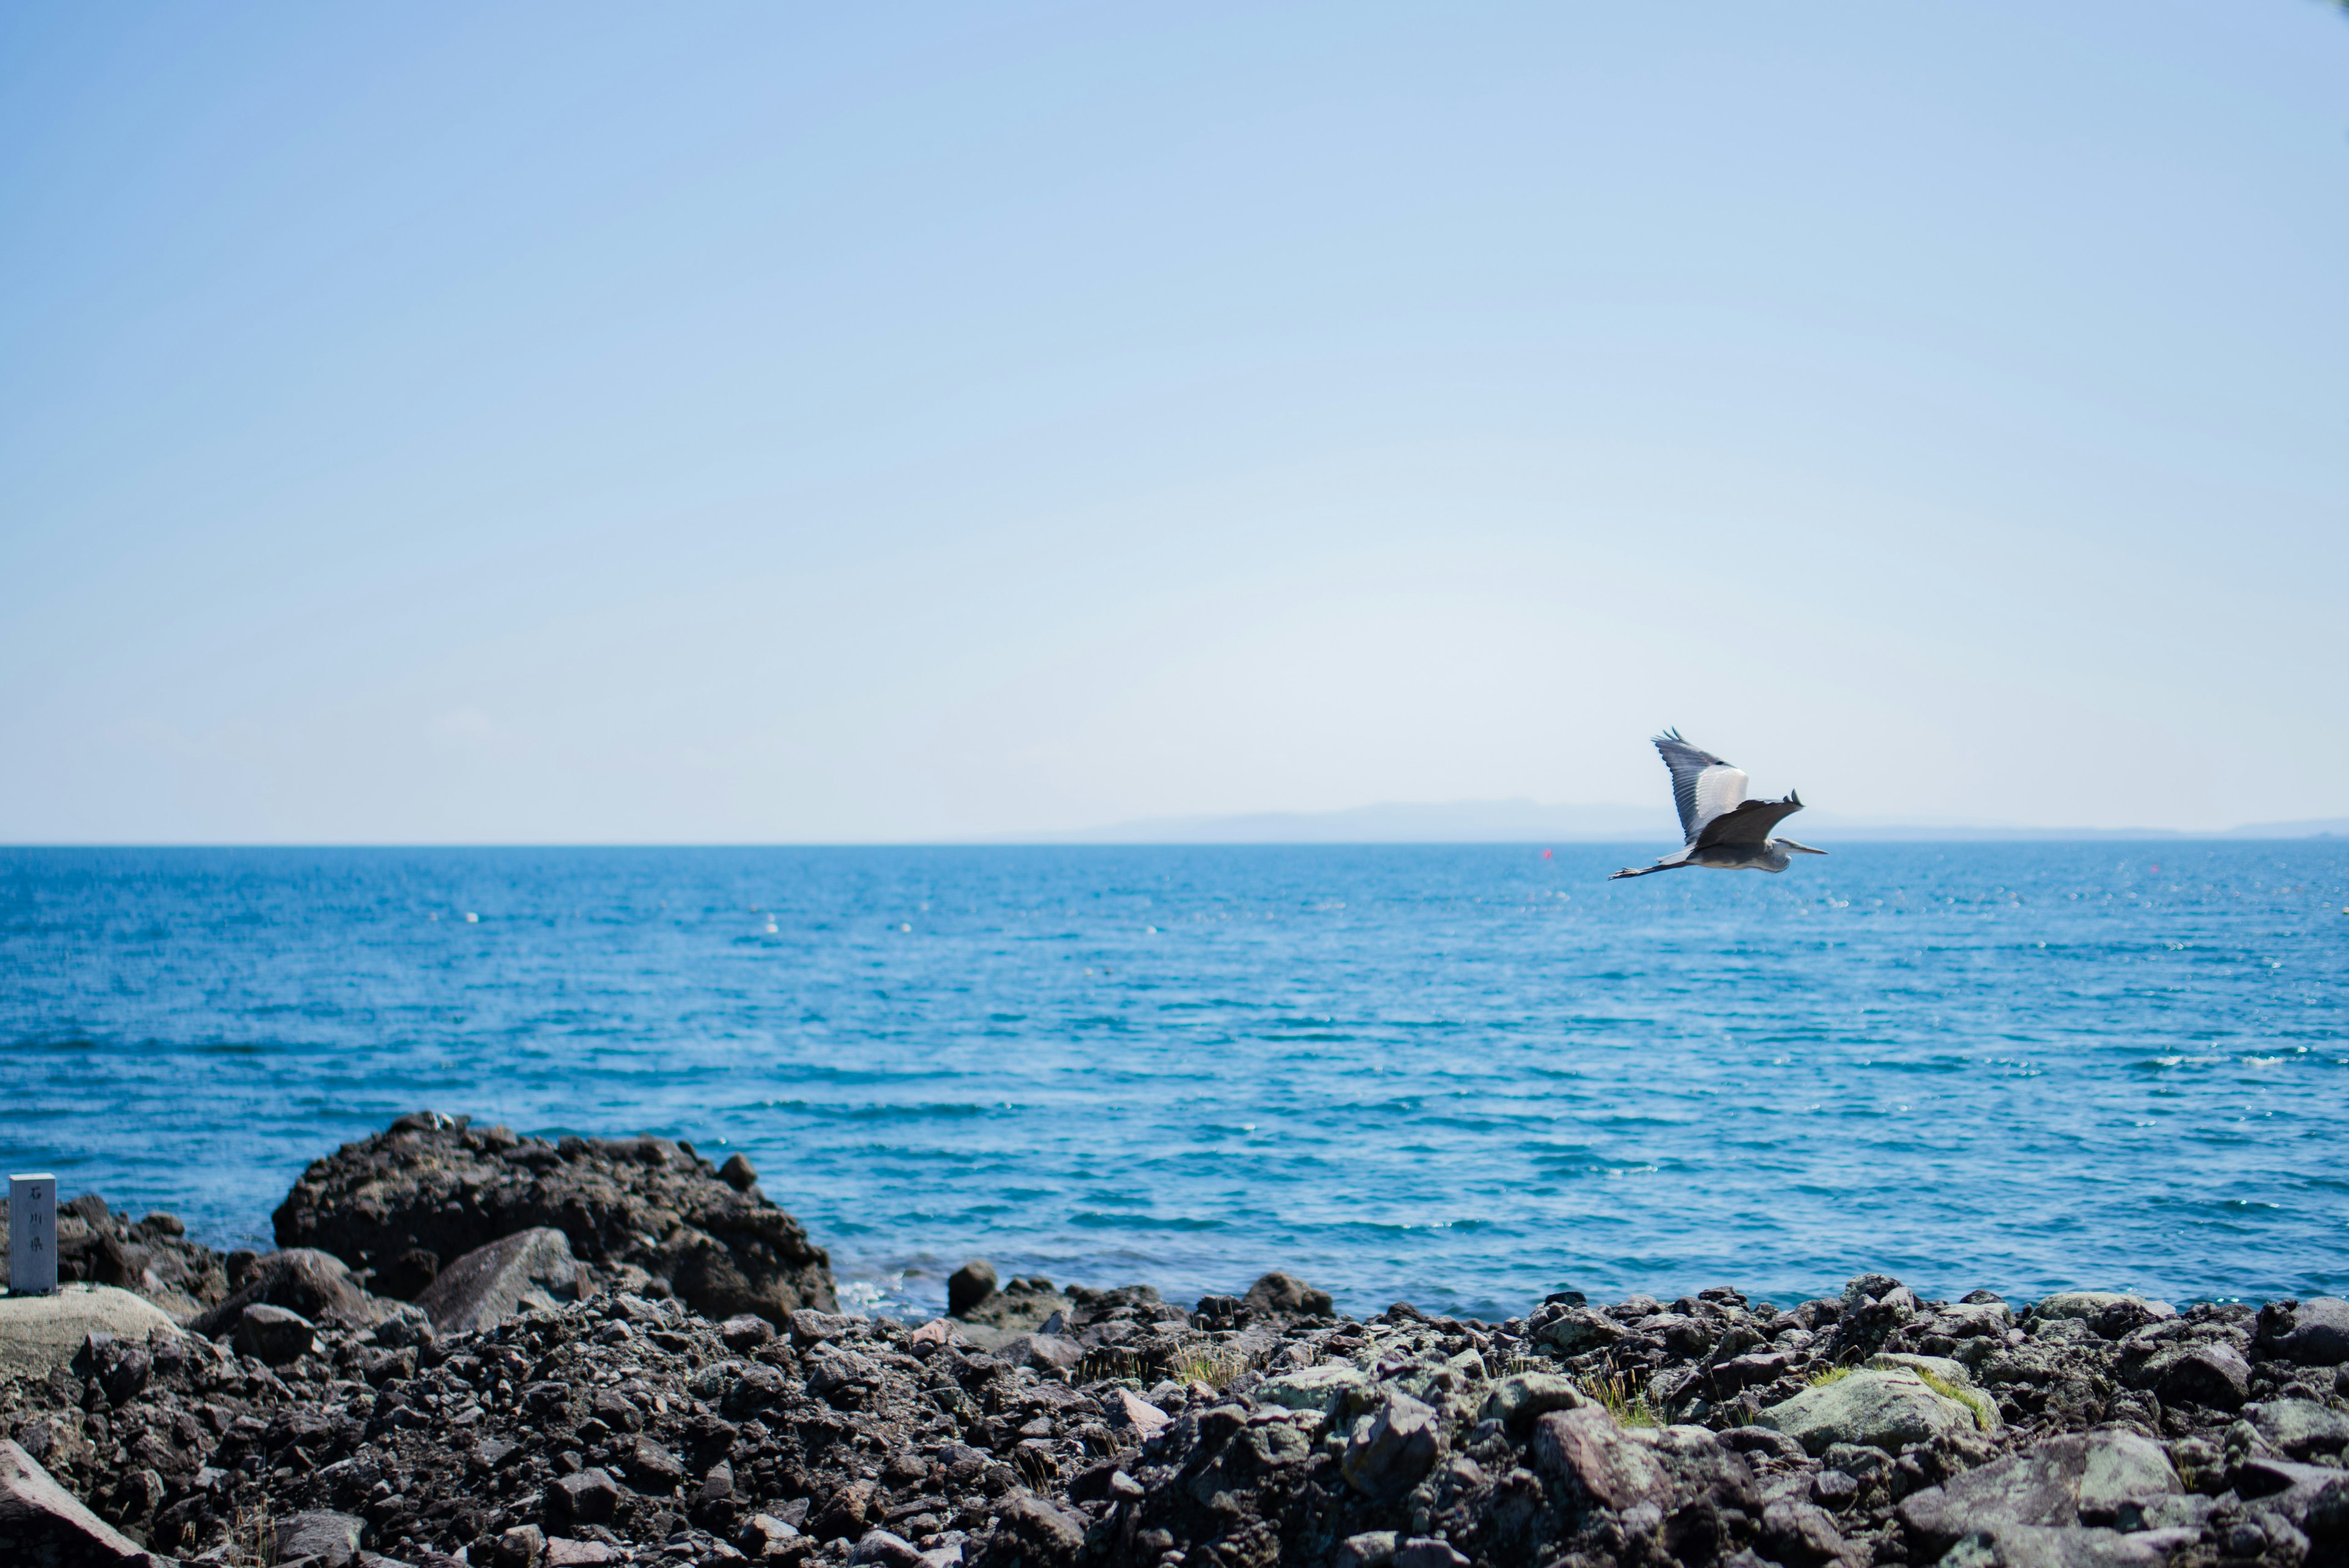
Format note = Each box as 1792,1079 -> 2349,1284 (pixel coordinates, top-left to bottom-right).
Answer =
1014,799 -> 2349,845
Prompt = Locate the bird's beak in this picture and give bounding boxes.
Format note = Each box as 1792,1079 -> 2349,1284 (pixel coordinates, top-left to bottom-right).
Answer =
1781,839 -> 1827,855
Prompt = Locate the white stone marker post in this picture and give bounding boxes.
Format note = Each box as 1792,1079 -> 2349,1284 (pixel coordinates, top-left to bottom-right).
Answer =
9,1173 -> 59,1295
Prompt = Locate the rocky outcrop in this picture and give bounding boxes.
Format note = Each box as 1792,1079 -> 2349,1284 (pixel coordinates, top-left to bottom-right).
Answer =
272,1114 -> 834,1323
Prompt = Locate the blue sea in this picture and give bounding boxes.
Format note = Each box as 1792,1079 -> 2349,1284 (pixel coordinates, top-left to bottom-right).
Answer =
2,845 -> 2343,1320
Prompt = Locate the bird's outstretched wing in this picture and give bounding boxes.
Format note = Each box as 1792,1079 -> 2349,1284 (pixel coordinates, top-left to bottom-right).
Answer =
1693,792 -> 1804,848
1653,730 -> 1747,844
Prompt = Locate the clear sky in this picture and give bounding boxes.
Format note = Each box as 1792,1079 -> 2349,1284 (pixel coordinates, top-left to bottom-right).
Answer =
4,2 -> 2345,843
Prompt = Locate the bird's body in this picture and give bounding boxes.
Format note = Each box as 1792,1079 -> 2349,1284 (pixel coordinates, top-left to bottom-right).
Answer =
1610,730 -> 1825,879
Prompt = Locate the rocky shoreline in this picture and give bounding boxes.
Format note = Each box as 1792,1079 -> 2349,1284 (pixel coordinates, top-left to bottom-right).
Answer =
3,1115 -> 2345,1568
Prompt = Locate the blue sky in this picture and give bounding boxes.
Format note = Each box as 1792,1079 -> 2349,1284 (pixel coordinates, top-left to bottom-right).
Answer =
3,2 -> 2345,841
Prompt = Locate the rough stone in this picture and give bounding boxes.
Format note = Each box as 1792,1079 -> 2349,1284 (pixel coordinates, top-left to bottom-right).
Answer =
946,1261 -> 998,1318
0,1438 -> 165,1567
0,1286 -> 181,1381
1899,1430 -> 2180,1550
412,1228 -> 580,1334
2030,1293 -> 2178,1340
272,1115 -> 834,1322
1756,1368 -> 1980,1455
1240,1271 -> 1334,1320
2259,1298 -> 2349,1366
1532,1406 -> 1668,1512
2250,1398 -> 2349,1459
2126,1342 -> 2250,1410
1257,1362 -> 1370,1413
187,1248 -> 382,1337
1343,1391 -> 1443,1499
232,1303 -> 316,1365
275,1509 -> 366,1567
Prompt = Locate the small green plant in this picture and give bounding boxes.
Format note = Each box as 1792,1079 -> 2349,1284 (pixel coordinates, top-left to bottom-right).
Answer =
213,1502 -> 276,1567
1578,1367 -> 1661,1428
1806,1365 -> 1854,1389
1168,1347 -> 1249,1389
1912,1366 -> 1997,1430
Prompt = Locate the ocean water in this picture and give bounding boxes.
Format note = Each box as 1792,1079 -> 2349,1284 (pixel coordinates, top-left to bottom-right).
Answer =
2,844 -> 2343,1321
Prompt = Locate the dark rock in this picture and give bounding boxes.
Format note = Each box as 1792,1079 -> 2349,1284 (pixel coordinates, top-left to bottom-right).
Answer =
847,1528 -> 922,1567
718,1155 -> 759,1193
0,1438 -> 166,1567
545,1468 -> 623,1529
2258,1298 -> 2349,1366
373,1249 -> 441,1301
272,1115 -> 834,1322
412,1229 -> 580,1334
276,1510 -> 366,1567
189,1247 -> 383,1338
1343,1391 -> 1443,1499
1241,1271 -> 1334,1320
233,1303 -> 317,1365
719,1315 -> 774,1352
972,1490 -> 1085,1568
947,1261 -> 998,1318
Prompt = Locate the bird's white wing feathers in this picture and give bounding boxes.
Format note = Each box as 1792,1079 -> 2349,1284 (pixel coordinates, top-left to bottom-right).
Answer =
1691,764 -> 1748,835
1651,731 -> 1750,844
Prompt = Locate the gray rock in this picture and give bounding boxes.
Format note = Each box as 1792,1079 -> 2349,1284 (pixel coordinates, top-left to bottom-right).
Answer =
2126,1342 -> 2249,1411
1756,1368 -> 1980,1455
413,1228 -> 580,1334
2260,1298 -> 2349,1366
1334,1531 -> 1398,1568
1343,1392 -> 1443,1499
0,1438 -> 168,1567
848,1529 -> 922,1568
1939,1300 -> 2018,1337
1531,1406 -> 1668,1512
1258,1362 -> 1370,1413
2030,1293 -> 2178,1341
1535,1308 -> 1625,1355
719,1314 -> 773,1351
491,1524 -> 544,1568
276,1511 -> 366,1568
542,1542 -> 621,1567
1477,1371 -> 1586,1430
1759,1497 -> 1858,1567
1939,1523 -> 2197,1568
1391,1539 -> 1471,1568
232,1303 -> 316,1365
1899,1430 -> 2180,1550
0,1285 -> 182,1381
2251,1398 -> 2349,1459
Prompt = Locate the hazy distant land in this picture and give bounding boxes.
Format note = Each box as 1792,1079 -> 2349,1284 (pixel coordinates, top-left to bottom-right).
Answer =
1017,800 -> 2349,844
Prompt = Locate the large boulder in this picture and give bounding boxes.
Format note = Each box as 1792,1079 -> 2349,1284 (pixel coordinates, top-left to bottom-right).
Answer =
272,1114 -> 834,1322
1757,1368 -> 1981,1455
0,1287 -> 181,1381
0,1438 -> 170,1567
414,1228 -> 582,1334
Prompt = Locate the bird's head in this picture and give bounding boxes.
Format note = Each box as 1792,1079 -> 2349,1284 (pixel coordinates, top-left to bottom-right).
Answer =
1775,838 -> 1827,855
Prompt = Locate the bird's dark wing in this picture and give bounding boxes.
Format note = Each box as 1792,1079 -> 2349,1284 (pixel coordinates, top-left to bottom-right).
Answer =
1653,730 -> 1745,844
1694,794 -> 1804,848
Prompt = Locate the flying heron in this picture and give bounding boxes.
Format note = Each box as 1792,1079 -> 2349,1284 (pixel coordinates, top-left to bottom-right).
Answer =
1609,730 -> 1827,879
